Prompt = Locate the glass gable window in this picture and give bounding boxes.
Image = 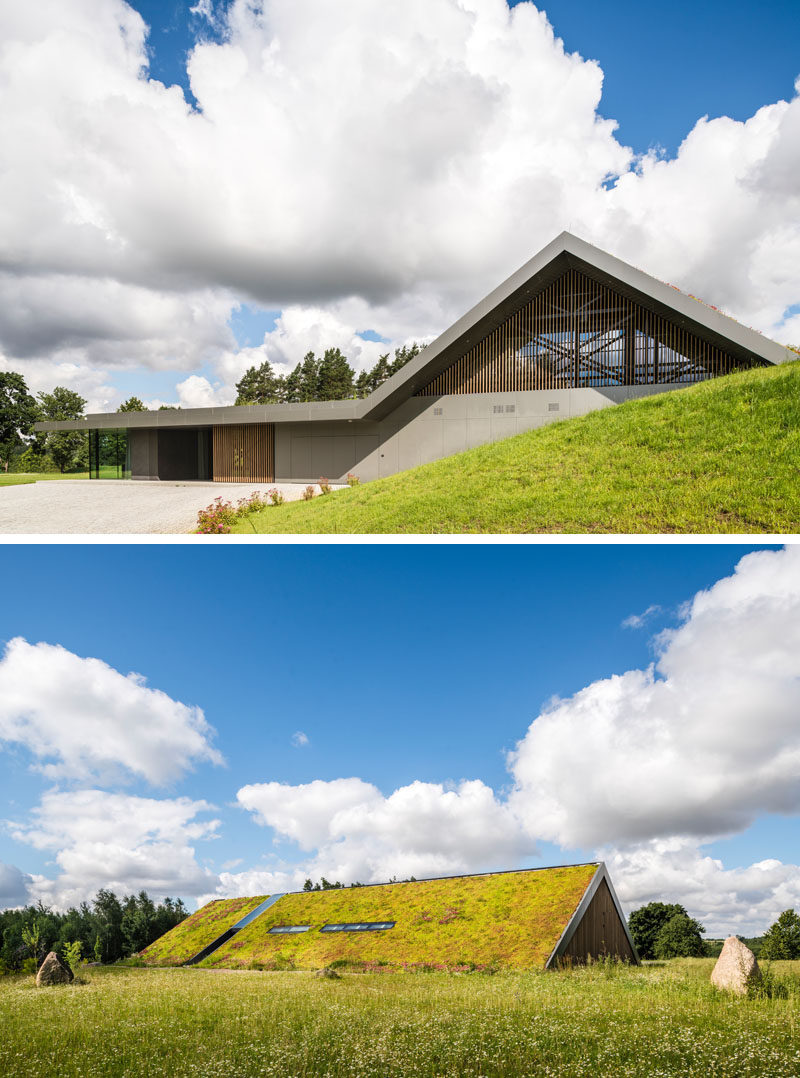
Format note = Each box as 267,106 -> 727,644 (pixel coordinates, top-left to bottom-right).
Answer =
268,925 -> 312,934
320,922 -> 396,933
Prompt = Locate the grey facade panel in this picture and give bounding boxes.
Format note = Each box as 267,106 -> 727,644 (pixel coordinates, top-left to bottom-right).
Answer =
129,429 -> 159,481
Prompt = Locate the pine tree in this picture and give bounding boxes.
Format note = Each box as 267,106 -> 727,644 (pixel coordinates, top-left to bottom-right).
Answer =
317,348 -> 354,400
298,352 -> 320,402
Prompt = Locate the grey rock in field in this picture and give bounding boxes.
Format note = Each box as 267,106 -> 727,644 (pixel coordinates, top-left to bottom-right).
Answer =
315,967 -> 341,979
36,951 -> 74,987
710,936 -> 760,995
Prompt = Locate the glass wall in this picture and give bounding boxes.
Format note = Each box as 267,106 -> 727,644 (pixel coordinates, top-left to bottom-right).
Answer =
88,429 -> 130,479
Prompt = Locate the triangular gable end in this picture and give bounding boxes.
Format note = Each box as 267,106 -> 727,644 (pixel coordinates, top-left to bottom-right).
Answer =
415,265 -> 758,396
545,862 -> 640,967
361,232 -> 792,420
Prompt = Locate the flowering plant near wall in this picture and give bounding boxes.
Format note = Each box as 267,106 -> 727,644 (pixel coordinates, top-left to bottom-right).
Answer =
196,491 -> 272,533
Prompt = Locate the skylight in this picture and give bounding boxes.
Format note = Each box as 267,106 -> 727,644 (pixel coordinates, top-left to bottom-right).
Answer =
268,925 -> 312,934
320,922 -> 395,933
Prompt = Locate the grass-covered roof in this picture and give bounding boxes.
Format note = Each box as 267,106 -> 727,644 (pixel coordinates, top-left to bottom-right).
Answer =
195,865 -> 599,971
140,895 -> 268,966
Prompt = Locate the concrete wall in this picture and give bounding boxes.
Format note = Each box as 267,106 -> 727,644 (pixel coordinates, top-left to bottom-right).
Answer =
274,383 -> 679,484
127,383 -> 682,483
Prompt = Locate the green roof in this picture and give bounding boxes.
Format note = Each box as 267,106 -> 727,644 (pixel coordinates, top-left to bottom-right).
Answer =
194,865 -> 599,971
140,895 -> 268,966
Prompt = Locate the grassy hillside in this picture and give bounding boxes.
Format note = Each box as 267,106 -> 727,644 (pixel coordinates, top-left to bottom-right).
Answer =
199,866 -> 598,971
3,961 -> 800,1077
139,896 -> 267,966
231,363 -> 800,534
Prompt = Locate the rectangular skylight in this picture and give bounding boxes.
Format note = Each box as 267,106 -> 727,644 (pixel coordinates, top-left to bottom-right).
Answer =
268,925 -> 312,934
320,922 -> 395,932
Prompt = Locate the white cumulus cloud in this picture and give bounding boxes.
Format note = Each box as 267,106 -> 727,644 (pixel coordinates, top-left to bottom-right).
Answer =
236,776 -> 533,887
508,546 -> 800,849
10,789 -> 220,909
0,638 -> 223,785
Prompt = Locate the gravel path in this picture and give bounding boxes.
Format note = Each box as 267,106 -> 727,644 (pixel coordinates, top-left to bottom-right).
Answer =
0,480 -> 336,535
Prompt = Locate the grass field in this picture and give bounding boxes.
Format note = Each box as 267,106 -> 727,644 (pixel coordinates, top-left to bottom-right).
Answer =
1,961 -> 799,1077
230,363 -> 800,534
0,472 -> 90,487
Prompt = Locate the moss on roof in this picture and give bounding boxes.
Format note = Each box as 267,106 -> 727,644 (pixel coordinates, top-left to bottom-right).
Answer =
140,895 -> 268,966
199,865 -> 598,971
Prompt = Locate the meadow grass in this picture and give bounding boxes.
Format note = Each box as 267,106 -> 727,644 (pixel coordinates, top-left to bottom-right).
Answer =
231,363 -> 800,534
1,960 -> 798,1077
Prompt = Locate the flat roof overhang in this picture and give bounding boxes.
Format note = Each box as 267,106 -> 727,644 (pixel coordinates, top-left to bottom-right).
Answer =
34,398 -> 363,433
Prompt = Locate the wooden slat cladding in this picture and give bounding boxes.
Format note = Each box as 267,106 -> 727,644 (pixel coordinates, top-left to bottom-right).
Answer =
417,268 -> 760,396
212,424 -> 274,483
561,879 -> 636,964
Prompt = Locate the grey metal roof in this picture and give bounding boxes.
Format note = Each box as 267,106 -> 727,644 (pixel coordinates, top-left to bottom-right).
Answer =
35,232 -> 793,433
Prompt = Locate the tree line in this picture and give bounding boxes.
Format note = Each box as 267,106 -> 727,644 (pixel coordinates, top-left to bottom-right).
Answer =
628,901 -> 800,960
0,890 -> 188,973
234,344 -> 421,405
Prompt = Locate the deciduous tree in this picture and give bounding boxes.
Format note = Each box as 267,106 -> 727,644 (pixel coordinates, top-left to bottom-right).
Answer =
761,909 -> 800,960
0,371 -> 38,471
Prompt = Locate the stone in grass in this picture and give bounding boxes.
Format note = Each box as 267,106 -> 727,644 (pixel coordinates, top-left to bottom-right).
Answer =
711,936 -> 760,995
315,966 -> 341,979
36,951 -> 74,987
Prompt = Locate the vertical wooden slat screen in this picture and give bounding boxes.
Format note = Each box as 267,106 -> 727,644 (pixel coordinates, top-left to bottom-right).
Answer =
212,424 -> 274,483
416,268 -> 760,396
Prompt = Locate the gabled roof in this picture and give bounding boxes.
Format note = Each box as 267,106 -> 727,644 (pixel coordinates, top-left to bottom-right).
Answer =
360,231 -> 794,420
142,862 -> 638,971
35,232 -> 793,434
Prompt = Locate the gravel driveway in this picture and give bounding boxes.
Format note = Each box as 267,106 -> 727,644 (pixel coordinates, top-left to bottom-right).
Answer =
0,480 -> 334,535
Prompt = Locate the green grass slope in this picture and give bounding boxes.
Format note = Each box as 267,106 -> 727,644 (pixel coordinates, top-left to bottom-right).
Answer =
200,866 -> 598,971
139,896 -> 267,966
231,363 -> 800,534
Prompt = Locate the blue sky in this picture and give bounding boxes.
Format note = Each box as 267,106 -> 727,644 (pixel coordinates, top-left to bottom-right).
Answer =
3,542 -> 799,934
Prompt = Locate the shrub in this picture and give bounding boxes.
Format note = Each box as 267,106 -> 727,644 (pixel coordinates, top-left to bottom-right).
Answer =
346,473 -> 360,486
302,485 -> 315,501
196,491 -> 271,533
63,940 -> 83,974
318,476 -> 332,494
268,487 -> 285,506
196,497 -> 238,534
653,912 -> 705,959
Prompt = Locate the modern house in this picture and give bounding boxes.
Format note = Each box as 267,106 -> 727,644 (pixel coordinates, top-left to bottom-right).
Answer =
36,233 -> 794,484
140,862 -> 639,971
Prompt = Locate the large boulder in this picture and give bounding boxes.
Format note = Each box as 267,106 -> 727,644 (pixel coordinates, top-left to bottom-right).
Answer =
711,936 -> 760,995
36,951 -> 74,987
